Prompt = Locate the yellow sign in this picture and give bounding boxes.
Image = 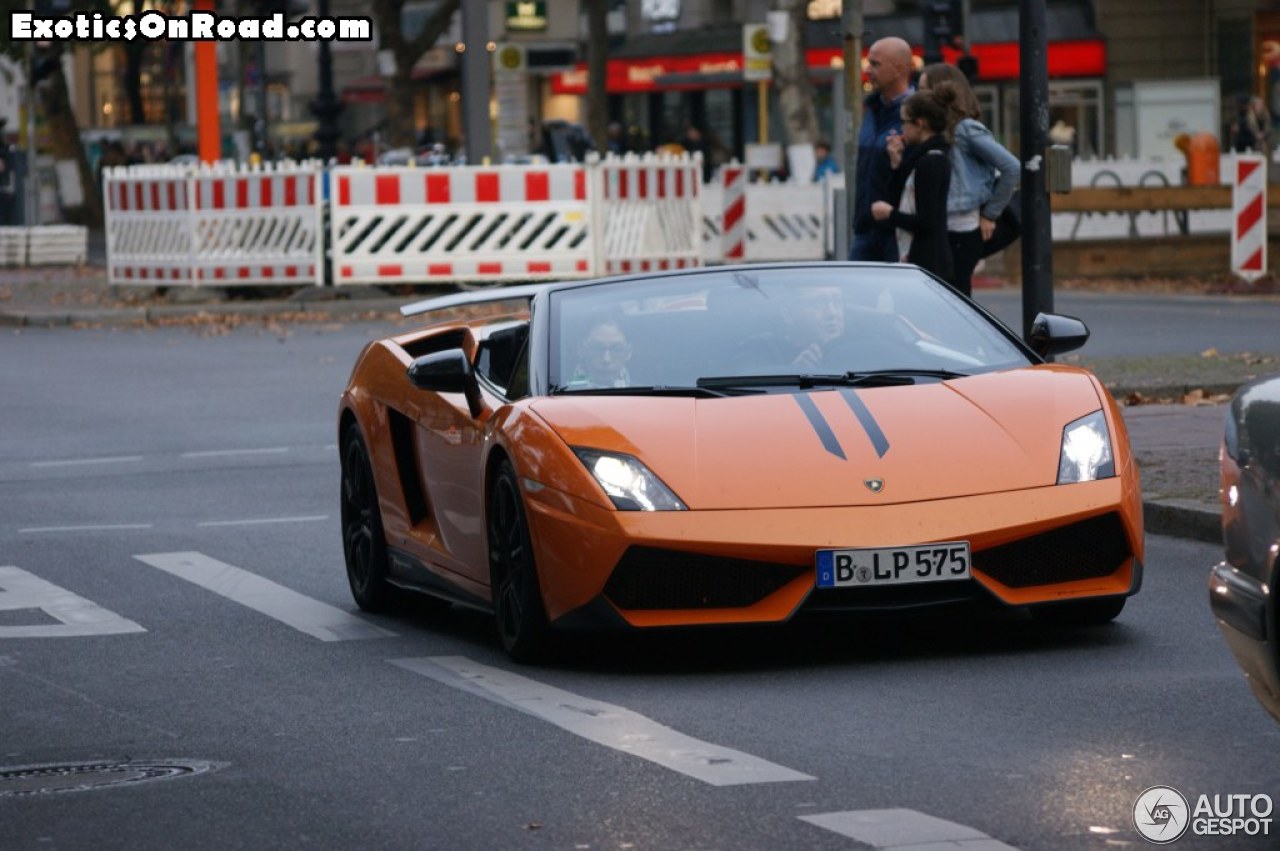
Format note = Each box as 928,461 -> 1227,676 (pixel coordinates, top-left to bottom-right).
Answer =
494,43 -> 526,75
743,23 -> 772,82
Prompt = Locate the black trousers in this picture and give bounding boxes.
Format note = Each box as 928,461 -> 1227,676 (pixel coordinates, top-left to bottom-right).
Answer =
947,228 -> 984,298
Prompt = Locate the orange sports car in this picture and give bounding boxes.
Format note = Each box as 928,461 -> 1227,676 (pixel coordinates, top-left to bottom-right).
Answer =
338,263 -> 1144,661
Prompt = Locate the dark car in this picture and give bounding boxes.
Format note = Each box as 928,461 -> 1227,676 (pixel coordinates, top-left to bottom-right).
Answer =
1210,375 -> 1280,722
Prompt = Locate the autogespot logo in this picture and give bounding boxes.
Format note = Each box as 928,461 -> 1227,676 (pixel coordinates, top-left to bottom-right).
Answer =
1134,786 -> 1191,844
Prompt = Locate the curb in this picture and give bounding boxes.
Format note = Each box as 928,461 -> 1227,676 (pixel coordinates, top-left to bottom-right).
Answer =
1143,498 -> 1221,544
0,298 -> 404,328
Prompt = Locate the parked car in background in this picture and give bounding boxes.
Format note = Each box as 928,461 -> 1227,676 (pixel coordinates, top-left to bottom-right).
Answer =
1211,375 -> 1280,722
338,263 -> 1145,662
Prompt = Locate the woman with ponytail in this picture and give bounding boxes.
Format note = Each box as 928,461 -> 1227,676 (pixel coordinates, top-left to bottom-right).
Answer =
916,63 -> 1020,296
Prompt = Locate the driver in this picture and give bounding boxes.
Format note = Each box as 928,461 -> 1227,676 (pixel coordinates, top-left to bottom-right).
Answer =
739,284 -> 847,372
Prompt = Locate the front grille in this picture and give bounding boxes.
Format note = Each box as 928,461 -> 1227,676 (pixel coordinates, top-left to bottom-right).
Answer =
974,512 -> 1132,588
604,547 -> 806,610
801,581 -> 994,614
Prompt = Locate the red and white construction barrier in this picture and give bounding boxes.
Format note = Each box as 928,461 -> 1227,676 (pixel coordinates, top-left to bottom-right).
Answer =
594,154 -> 703,275
1232,154 -> 1268,282
104,162 -> 323,286
720,166 -> 746,262
330,164 -> 593,285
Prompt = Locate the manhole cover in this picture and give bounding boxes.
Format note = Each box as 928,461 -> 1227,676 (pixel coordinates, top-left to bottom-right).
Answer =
0,761 -> 217,797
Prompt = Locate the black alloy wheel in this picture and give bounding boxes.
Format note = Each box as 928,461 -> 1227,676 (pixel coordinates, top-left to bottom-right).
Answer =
488,459 -> 550,662
340,423 -> 400,612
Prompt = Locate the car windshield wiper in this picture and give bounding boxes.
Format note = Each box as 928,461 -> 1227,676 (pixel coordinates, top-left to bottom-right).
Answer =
696,369 -> 970,390
549,384 -> 748,398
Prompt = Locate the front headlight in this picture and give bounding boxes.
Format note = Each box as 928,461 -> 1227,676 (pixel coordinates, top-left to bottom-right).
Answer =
1057,410 -> 1115,483
572,448 -> 687,511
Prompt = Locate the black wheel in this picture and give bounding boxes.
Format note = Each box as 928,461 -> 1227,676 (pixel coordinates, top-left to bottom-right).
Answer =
1031,595 -> 1126,626
488,459 -> 550,662
340,423 -> 401,612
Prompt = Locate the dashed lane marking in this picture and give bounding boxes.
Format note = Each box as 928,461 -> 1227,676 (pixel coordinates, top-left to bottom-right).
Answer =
392,655 -> 816,787
0,566 -> 146,638
29,456 -> 144,468
798,809 -> 1018,849
19,524 -> 154,534
196,515 -> 328,528
134,552 -> 395,642
180,448 -> 291,459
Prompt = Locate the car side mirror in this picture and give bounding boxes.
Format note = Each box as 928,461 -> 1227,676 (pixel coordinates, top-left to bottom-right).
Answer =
407,348 -> 483,418
1028,312 -> 1090,358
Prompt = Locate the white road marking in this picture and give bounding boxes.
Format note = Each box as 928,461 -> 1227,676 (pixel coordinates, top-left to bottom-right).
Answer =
392,655 -> 815,787
19,524 -> 154,534
197,515 -> 328,528
181,447 -> 291,459
799,809 -> 1018,850
0,566 -> 146,638
29,456 -> 143,468
134,552 -> 395,642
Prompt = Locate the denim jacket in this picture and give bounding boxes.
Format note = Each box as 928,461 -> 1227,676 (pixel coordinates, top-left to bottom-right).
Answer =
949,118 -> 1020,219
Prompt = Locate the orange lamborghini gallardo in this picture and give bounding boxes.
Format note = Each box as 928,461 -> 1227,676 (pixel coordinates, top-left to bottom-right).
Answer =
338,263 -> 1144,661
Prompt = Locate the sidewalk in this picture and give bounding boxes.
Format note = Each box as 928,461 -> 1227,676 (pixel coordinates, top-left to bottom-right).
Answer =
0,264 -> 1235,545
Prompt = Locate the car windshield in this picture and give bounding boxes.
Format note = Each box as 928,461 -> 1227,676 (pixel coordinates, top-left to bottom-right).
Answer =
547,267 -> 1031,393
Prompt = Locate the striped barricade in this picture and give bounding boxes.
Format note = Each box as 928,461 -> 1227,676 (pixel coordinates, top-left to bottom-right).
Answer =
104,166 -> 194,283
104,162 -> 323,287
594,154 -> 703,275
189,166 -> 321,285
329,164 -> 593,285
1232,154 -> 1267,281
701,177 -> 826,265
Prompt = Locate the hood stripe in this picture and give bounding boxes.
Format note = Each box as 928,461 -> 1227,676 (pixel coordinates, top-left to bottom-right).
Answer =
840,389 -> 890,458
793,395 -> 846,459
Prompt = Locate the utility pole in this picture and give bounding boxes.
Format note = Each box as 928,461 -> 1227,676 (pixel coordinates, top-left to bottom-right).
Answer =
311,0 -> 344,162
840,0 -> 862,257
1019,0 -> 1053,340
25,41 -> 39,227
461,0 -> 492,165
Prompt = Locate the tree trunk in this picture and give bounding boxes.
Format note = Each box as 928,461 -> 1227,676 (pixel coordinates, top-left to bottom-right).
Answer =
40,62 -> 103,228
124,42 -> 147,126
770,0 -> 819,148
585,0 -> 609,152
384,66 -> 418,149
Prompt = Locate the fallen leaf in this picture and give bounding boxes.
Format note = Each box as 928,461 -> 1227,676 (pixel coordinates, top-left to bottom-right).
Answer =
523,822 -> 543,831
1200,347 -> 1219,358
1181,388 -> 1206,404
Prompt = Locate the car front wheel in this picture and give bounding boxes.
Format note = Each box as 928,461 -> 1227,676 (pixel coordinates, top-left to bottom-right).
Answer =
488,459 -> 550,662
340,423 -> 401,613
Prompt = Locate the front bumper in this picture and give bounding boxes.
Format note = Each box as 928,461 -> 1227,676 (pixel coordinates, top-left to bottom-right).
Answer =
525,476 -> 1143,629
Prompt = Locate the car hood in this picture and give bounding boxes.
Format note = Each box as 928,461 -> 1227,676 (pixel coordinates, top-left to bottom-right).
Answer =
530,365 -> 1105,510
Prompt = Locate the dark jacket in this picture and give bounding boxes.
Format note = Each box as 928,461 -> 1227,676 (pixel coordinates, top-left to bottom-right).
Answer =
853,89 -> 910,234
885,134 -> 953,283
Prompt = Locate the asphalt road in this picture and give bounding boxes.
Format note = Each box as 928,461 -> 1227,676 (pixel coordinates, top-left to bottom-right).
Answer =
3,321 -> 1279,850
973,289 -> 1280,358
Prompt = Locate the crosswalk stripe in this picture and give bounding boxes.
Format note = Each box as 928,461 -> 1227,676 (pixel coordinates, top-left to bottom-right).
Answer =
134,552 -> 395,642
0,566 -> 146,638
391,655 -> 815,786
798,809 -> 1018,849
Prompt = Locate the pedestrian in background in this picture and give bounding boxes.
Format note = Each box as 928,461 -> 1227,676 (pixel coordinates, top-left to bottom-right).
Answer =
871,89 -> 953,282
812,140 -> 839,181
851,37 -> 913,262
917,62 -> 1020,296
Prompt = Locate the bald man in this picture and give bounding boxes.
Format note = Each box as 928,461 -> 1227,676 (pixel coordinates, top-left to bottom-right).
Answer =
850,36 -> 914,262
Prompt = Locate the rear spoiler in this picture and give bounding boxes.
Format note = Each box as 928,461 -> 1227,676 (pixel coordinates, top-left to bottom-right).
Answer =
400,283 -> 554,318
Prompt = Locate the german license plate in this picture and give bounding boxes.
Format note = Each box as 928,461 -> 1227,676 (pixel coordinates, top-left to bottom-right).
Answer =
816,542 -> 971,588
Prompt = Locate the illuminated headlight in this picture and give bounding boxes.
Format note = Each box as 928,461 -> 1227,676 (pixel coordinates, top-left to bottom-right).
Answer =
1057,410 -> 1115,483
573,448 -> 687,511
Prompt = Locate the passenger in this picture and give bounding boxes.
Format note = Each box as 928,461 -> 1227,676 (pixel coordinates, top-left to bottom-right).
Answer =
569,316 -> 633,388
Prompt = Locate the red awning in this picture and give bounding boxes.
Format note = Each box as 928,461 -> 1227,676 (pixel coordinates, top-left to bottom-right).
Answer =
551,39 -> 1106,95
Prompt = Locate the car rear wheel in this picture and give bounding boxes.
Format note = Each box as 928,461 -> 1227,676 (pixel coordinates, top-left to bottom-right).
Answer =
340,423 -> 401,613
1031,595 -> 1126,625
488,459 -> 550,662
